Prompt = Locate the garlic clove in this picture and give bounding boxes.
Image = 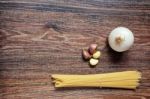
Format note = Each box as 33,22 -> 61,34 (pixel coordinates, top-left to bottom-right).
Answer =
89,44 -> 98,54
89,58 -> 99,66
82,49 -> 91,60
93,51 -> 101,59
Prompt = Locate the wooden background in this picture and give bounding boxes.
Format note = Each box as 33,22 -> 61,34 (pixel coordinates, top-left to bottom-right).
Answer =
0,0 -> 150,99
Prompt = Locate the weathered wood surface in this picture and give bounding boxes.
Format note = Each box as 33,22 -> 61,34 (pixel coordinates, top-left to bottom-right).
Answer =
0,0 -> 150,99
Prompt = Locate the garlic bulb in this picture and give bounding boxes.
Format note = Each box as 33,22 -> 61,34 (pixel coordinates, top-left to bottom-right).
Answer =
108,27 -> 134,52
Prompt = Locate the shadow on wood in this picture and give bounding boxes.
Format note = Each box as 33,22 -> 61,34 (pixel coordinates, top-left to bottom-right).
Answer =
105,37 -> 124,63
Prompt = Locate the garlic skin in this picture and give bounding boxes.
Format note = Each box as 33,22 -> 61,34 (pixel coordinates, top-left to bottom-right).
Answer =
82,49 -> 91,60
89,44 -> 98,54
108,27 -> 134,52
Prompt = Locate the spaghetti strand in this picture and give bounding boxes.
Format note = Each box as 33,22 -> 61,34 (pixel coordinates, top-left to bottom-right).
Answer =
51,71 -> 141,89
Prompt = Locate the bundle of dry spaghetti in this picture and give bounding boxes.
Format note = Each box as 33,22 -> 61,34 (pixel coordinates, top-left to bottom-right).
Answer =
51,71 -> 141,89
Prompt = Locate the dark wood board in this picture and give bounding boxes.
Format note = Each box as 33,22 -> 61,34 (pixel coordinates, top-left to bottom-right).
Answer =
0,0 -> 150,99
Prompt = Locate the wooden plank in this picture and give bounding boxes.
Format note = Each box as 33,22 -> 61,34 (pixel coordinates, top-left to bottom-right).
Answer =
0,0 -> 150,99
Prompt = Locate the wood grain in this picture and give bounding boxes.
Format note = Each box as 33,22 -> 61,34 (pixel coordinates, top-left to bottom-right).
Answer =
0,0 -> 150,99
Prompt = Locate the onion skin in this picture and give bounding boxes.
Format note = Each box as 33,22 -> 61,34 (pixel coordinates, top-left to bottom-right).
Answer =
108,27 -> 134,52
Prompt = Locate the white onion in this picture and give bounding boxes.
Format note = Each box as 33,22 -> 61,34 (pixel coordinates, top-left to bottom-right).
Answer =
108,27 -> 134,52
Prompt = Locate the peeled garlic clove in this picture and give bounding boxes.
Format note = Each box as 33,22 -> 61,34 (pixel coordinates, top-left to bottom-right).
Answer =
108,27 -> 134,52
93,51 -> 101,59
89,58 -> 99,66
82,49 -> 91,60
89,44 -> 98,54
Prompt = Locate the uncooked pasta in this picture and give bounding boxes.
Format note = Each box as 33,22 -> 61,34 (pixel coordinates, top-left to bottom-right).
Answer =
51,71 -> 141,89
